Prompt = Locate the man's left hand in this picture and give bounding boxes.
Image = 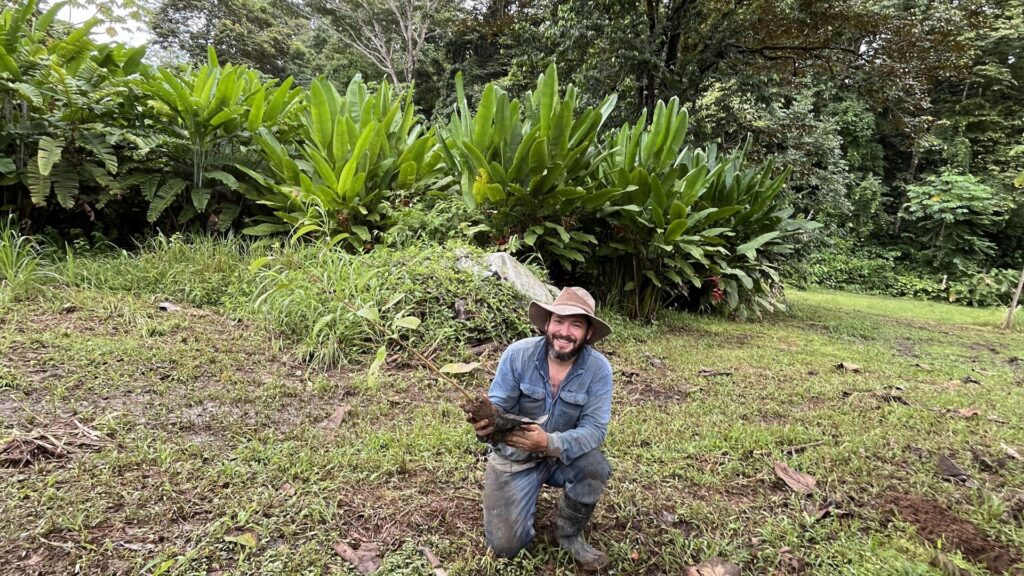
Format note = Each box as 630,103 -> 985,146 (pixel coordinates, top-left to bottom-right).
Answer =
504,423 -> 548,453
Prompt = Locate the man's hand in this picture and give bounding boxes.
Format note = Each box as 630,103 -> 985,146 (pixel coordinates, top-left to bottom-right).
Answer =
467,415 -> 494,438
504,423 -> 548,453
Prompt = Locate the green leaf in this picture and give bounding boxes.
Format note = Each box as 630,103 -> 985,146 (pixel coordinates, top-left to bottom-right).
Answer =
241,222 -> 291,235
37,137 -> 65,176
147,178 -> 187,222
356,306 -> 380,323
665,219 -> 688,242
351,225 -> 371,243
223,532 -> 257,548
0,156 -> 15,175
735,231 -> 781,258
393,316 -> 421,330
366,345 -> 387,388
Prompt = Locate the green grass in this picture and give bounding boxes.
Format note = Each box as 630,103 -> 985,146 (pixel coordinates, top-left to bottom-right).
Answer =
1,263 -> 1023,574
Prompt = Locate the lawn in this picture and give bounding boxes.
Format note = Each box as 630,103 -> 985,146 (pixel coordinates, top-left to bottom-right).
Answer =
1,286 -> 1022,575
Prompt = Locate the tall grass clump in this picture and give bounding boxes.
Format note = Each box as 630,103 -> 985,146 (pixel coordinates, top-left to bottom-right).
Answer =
249,241 -> 532,368
0,217 -> 55,304
62,234 -> 258,307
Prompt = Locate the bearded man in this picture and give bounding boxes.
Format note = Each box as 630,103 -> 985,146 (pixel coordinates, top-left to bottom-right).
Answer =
466,287 -> 614,571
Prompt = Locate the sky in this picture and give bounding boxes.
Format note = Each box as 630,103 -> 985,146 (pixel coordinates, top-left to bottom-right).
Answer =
53,2 -> 152,46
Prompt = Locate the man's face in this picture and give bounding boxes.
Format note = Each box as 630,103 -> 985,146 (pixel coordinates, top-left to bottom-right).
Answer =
545,313 -> 593,361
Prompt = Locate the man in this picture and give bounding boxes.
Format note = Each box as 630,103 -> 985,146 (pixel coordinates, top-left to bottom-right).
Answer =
467,287 -> 614,571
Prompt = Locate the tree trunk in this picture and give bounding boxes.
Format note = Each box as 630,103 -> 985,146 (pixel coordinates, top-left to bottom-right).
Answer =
1002,265 -> 1024,330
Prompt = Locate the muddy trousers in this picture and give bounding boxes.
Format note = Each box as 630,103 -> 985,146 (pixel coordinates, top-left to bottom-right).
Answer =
483,450 -> 611,558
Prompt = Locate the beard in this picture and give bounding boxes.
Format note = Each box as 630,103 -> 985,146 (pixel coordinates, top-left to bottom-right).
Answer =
546,332 -> 586,361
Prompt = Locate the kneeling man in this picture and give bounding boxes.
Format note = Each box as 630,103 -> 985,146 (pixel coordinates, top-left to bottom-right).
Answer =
468,287 -> 614,571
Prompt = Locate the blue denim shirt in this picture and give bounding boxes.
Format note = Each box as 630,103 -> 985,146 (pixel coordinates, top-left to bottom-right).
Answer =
488,336 -> 613,466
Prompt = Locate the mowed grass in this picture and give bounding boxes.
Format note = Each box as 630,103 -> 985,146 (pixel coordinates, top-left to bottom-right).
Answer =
1,285 -> 1023,575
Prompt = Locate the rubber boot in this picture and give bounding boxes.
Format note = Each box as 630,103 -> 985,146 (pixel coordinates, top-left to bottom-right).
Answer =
556,495 -> 608,571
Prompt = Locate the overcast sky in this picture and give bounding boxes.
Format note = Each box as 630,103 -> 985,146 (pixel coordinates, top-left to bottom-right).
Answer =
52,2 -> 152,46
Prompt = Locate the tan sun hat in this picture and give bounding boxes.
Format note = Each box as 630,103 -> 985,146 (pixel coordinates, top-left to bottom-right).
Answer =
528,287 -> 612,344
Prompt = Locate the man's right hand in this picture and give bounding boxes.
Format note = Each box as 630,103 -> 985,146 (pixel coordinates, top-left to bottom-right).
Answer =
468,416 -> 493,438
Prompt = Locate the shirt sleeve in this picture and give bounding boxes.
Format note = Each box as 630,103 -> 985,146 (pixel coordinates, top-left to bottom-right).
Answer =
545,364 -> 612,464
487,346 -> 521,411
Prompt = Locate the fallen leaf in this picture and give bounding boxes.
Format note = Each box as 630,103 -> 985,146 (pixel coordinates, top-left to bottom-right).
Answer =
438,362 -> 481,374
835,362 -> 861,373
646,355 -> 667,369
698,368 -> 733,377
157,301 -> 181,312
279,483 -> 296,496
1001,443 -> 1021,461
319,405 -> 351,430
223,532 -> 257,548
772,461 -> 816,494
630,549 -> 640,560
683,557 -> 741,576
334,541 -> 381,575
955,407 -> 981,418
937,454 -> 970,483
907,445 -> 930,459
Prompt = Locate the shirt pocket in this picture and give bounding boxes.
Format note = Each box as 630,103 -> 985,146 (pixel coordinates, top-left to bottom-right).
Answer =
516,384 -> 546,420
552,391 -> 588,431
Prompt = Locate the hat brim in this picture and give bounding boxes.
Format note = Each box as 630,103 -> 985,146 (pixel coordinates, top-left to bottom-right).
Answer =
528,301 -> 612,344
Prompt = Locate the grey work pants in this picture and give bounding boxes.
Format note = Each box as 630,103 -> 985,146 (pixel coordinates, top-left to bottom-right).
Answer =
483,450 -> 611,558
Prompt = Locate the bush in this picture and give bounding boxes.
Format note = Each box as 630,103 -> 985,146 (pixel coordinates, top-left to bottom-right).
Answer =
248,241 -> 532,367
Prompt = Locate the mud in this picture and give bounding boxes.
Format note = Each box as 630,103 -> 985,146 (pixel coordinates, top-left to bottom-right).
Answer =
880,494 -> 1022,574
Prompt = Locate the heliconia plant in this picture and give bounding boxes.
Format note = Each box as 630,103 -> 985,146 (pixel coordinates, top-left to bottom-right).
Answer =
438,63 -> 618,269
243,75 -> 442,250
592,97 -> 820,319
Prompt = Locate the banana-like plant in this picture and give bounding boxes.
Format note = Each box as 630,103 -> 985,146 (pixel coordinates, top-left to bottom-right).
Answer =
245,75 -> 441,250
439,63 -> 617,269
141,46 -> 303,229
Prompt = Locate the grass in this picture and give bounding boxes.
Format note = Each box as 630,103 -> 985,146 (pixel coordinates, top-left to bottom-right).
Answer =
1,247 -> 1023,574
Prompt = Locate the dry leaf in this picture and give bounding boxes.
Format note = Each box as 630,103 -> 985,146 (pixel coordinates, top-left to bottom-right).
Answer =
319,405 -> 351,430
438,362 -> 480,374
835,362 -> 861,373
956,407 -> 981,418
223,532 -> 257,548
683,557 -> 741,576
1001,443 -> 1021,461
937,454 -> 970,482
772,461 -> 816,494
279,483 -> 296,496
630,549 -> 640,560
334,541 -> 381,575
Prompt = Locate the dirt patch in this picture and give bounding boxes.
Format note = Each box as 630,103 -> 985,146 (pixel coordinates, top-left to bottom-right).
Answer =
879,494 -> 1022,574
894,339 -> 918,358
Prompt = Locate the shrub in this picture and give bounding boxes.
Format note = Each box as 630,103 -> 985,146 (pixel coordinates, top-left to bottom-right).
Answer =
248,242 -> 532,367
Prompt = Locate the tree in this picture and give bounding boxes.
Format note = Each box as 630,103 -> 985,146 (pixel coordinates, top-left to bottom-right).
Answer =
308,0 -> 436,85
149,0 -> 310,78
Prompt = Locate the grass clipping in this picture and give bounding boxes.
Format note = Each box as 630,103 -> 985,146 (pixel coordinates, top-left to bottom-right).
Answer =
0,418 -> 113,467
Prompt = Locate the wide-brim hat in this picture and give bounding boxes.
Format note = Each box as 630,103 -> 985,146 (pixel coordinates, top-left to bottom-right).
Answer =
528,287 -> 612,344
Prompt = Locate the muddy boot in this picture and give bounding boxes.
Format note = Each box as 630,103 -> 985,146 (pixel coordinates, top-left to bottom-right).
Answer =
556,495 -> 608,571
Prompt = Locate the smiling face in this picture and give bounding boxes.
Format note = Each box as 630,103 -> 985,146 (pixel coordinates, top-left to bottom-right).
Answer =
544,313 -> 594,361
